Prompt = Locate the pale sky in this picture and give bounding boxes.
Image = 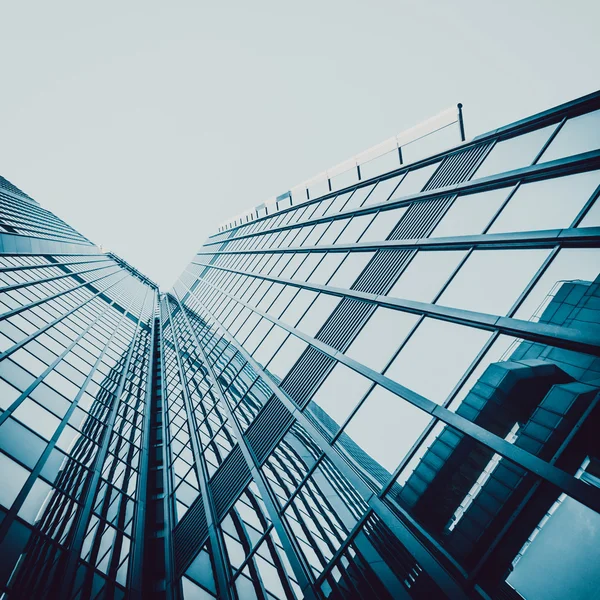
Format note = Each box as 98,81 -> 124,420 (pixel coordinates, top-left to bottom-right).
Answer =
0,0 -> 598,289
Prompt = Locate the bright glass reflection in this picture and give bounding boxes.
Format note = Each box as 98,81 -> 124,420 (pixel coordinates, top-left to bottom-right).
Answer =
389,250 -> 467,303
384,318 -> 492,404
340,386 -> 432,474
437,249 -> 551,316
345,307 -> 419,372
488,170 -> 600,233
306,363 -> 373,432
429,187 -> 511,238
473,124 -> 557,180
540,109 -> 600,163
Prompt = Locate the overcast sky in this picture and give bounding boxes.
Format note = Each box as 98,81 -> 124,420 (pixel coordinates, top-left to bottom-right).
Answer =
0,1 -> 598,289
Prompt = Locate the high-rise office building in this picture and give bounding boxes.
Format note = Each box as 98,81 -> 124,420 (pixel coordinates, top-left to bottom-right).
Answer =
1,91 -> 599,600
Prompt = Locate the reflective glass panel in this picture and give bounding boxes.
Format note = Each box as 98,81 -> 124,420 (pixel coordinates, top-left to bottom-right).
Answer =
339,386 -> 432,476
515,248 -> 600,322
391,162 -> 440,198
540,109 -> 600,163
389,250 -> 467,303
345,307 -> 419,372
437,249 -> 551,316
296,293 -> 342,337
306,363 -> 373,433
327,252 -> 375,289
384,318 -> 492,404
473,124 -> 557,180
488,171 -> 600,233
429,187 -> 511,238
360,207 -> 408,242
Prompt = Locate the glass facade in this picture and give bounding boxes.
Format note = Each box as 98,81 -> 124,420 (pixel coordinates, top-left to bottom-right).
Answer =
1,90 -> 600,600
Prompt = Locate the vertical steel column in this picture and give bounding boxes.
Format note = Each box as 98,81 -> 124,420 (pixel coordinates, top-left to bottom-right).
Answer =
130,297 -> 158,599
457,103 -> 466,142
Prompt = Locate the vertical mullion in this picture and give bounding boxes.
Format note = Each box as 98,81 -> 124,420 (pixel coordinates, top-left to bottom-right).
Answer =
164,296 -> 233,600
57,286 -> 152,597
173,291 -> 327,600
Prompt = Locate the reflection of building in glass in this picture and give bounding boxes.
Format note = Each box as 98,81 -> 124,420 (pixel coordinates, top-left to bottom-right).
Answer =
1,90 -> 600,599
387,278 -> 600,599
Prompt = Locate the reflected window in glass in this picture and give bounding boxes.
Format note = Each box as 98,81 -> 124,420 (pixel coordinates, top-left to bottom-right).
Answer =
515,248 -> 600,322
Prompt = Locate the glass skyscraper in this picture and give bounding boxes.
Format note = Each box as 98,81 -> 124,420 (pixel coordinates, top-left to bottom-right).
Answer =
1,91 -> 599,600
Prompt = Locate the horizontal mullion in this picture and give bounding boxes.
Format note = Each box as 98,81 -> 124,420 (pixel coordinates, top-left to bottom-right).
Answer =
185,277 -> 600,515
190,260 -> 600,356
203,150 -> 600,248
197,226 -> 600,257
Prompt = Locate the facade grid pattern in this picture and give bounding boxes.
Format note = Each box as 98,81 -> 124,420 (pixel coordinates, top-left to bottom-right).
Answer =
0,91 -> 599,600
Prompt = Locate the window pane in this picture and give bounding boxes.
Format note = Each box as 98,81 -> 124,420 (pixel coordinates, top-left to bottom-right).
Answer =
508,494 -> 600,600
0,378 -> 21,410
345,307 -> 419,372
429,188 -> 511,238
437,249 -> 551,316
361,174 -> 405,206
327,252 -> 375,289
0,452 -> 29,509
306,363 -> 373,434
0,417 -> 46,468
266,334 -> 308,381
279,289 -> 317,327
488,171 -> 600,233
473,124 -> 557,179
307,253 -> 345,285
578,196 -> 600,228
252,324 -> 287,367
384,318 -> 491,404
540,109 -> 600,163
514,248 -> 600,322
296,293 -> 341,337
17,478 -> 52,523
360,207 -> 408,242
13,399 -> 61,440
391,162 -> 440,198
339,386 -> 432,476
389,250 -> 467,303
335,214 -> 373,244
